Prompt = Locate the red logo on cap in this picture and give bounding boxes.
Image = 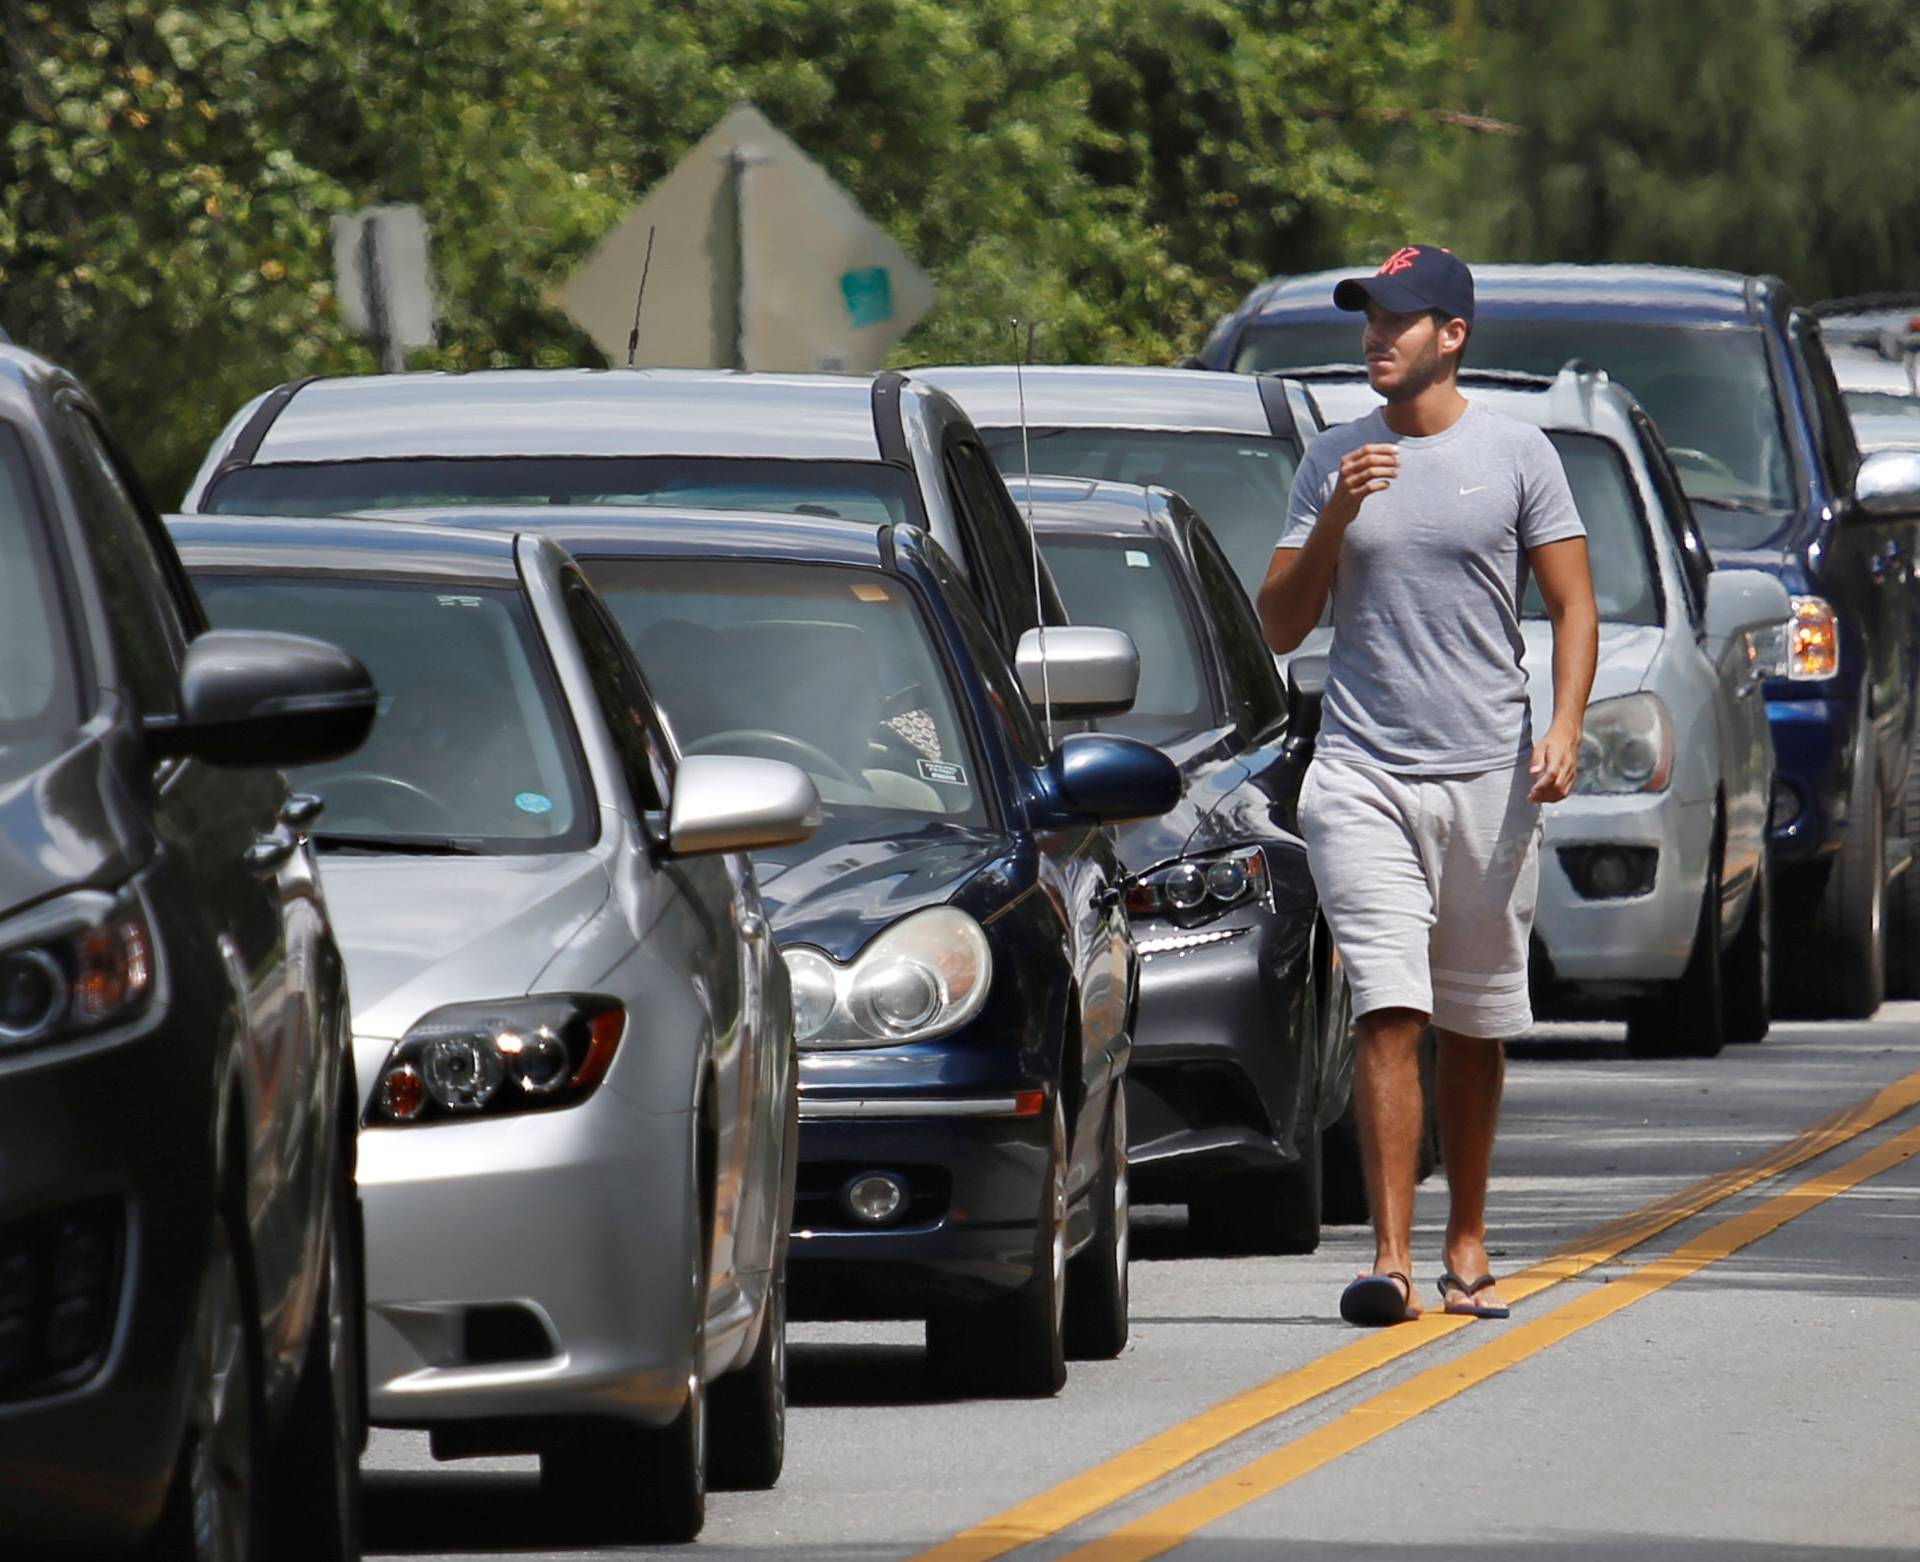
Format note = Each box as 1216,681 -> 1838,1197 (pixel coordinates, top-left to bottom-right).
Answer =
1377,247 -> 1421,277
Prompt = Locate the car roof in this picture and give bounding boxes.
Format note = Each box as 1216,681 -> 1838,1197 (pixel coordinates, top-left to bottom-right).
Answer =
1003,475 -> 1177,541
166,512 -> 527,582
1251,264 -> 1766,327
355,504 -> 893,570
1298,365 -> 1647,448
916,364 -> 1273,436
232,369 -> 888,466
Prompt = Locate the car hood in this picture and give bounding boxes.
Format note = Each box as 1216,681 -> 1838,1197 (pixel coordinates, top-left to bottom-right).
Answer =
0,731 -> 145,921
1108,725 -> 1258,872
318,852 -> 611,1041
751,812 -> 1015,963
1522,621 -> 1663,725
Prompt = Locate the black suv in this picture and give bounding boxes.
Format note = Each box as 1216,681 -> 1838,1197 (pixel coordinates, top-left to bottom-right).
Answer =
1201,264 -> 1920,1017
0,344 -> 376,1558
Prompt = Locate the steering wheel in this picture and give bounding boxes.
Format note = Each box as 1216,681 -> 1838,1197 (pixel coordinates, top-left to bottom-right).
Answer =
1665,446 -> 1741,485
686,728 -> 859,785
317,772 -> 456,827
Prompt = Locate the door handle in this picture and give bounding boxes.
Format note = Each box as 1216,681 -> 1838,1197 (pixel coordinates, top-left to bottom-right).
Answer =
280,792 -> 325,829
245,829 -> 297,875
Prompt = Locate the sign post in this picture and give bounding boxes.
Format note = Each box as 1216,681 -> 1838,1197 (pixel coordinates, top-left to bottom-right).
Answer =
332,204 -> 437,373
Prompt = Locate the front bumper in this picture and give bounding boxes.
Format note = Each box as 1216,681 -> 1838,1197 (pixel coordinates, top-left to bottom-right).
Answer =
358,1088 -> 697,1435
1124,912 -> 1313,1201
0,1010 -> 215,1556
1765,694 -> 1850,864
1531,790 -> 1712,1003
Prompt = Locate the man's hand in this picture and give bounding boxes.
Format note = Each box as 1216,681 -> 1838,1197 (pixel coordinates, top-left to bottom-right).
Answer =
1322,444 -> 1400,529
1529,723 -> 1581,804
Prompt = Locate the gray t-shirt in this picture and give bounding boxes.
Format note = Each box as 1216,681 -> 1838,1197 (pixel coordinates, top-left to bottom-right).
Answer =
1277,402 -> 1584,773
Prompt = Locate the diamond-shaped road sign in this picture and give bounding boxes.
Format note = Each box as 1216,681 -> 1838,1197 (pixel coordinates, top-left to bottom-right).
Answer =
557,103 -> 935,373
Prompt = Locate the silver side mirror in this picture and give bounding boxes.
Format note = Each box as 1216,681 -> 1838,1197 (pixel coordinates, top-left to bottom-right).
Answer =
1015,626 -> 1140,719
1854,449 -> 1920,518
667,755 -> 821,857
1704,568 -> 1792,679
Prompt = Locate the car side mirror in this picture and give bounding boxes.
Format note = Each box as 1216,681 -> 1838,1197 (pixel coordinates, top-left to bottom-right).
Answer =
1270,653 -> 1328,834
1038,733 -> 1181,826
1853,449 -> 1920,518
666,755 -> 821,857
145,630 -> 377,769
1704,568 -> 1792,652
1015,627 -> 1139,719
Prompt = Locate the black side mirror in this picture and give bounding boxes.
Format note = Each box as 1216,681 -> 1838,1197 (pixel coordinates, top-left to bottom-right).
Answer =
1038,733 -> 1181,826
145,630 -> 377,769
1271,653 -> 1328,833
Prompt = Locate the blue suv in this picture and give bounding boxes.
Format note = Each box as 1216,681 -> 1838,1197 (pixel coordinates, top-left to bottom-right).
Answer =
1199,264 -> 1920,1018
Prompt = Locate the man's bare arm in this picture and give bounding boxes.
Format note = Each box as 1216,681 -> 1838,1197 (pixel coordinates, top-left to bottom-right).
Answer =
1527,535 -> 1599,804
1258,443 -> 1399,654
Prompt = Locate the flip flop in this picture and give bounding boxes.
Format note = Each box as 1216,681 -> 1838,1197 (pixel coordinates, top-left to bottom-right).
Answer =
1437,1271 -> 1511,1319
1339,1271 -> 1414,1327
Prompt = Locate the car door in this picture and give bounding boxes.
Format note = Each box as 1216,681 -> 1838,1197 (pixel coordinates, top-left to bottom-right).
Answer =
54,396 -> 321,1370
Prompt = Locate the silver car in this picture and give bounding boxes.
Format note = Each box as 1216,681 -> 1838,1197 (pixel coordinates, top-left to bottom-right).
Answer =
1283,366 -> 1792,1056
169,512 -> 820,1542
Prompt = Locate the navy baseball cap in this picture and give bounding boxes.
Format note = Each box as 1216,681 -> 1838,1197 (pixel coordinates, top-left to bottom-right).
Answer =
1333,245 -> 1475,326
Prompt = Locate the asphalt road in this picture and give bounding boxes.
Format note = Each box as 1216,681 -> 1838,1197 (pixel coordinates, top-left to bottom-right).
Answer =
364,1004 -> 1920,1561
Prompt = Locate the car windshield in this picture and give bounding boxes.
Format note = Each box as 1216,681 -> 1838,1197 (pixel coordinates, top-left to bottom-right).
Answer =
1234,319 -> 1794,539
1525,433 -> 1661,626
192,575 -> 592,853
1038,534 -> 1212,737
0,424 -> 80,747
204,456 -> 919,526
979,427 -> 1299,601
1844,390 -> 1920,450
580,558 -> 990,827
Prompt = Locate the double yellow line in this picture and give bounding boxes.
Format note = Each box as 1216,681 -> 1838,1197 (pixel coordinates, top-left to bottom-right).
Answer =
912,1067 -> 1920,1562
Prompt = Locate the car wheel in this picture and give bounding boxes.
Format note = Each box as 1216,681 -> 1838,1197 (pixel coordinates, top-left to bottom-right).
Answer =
265,1138 -> 364,1561
1887,732 -> 1920,997
1627,847 -> 1726,1058
1783,718 -> 1886,1018
143,1202 -> 264,1562
708,1263 -> 787,1491
1724,817 -> 1773,1045
1064,1085 -> 1129,1360
926,1095 -> 1067,1399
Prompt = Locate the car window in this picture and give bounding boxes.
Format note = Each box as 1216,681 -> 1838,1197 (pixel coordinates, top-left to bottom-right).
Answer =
560,570 -> 674,814
0,423 -> 82,741
1790,312 -> 1862,497
1633,411 -> 1709,628
1844,389 -> 1920,451
193,574 -> 593,852
1522,433 -> 1662,628
981,426 -> 1300,602
58,405 -> 190,716
582,556 -> 996,824
945,438 -> 1051,641
204,455 -> 920,526
1188,514 -> 1287,736
1040,532 -> 1211,739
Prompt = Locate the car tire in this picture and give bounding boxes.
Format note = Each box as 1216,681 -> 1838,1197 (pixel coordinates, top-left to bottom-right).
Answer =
143,1198 -> 266,1562
1321,1106 -> 1368,1225
708,1264 -> 787,1491
1064,1086 -> 1129,1361
926,1096 -> 1067,1399
1626,849 -> 1726,1059
1723,818 -> 1773,1045
1887,733 -> 1920,997
1784,718 -> 1886,1019
264,1138 -> 364,1561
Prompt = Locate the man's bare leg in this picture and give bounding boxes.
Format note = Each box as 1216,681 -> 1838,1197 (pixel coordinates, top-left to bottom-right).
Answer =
1353,1006 -> 1429,1316
1434,1028 -> 1506,1310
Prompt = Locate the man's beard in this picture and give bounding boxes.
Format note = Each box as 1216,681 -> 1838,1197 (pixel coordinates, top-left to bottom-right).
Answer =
1379,338 -> 1445,404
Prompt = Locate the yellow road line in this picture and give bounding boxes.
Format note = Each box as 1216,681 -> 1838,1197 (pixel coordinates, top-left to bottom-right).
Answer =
908,1068 -> 1920,1562
1065,1117 -> 1920,1562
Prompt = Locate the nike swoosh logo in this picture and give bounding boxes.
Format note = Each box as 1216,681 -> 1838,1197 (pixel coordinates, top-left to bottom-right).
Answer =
1459,485 -> 1489,495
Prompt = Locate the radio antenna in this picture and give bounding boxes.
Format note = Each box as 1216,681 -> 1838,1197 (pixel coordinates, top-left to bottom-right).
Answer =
1012,317 -> 1053,746
625,225 -> 658,369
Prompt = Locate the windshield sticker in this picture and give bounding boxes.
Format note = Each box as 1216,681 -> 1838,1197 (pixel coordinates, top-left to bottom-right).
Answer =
849,582 -> 891,602
514,791 -> 554,815
917,759 -> 968,787
1125,550 -> 1152,569
436,594 -> 483,609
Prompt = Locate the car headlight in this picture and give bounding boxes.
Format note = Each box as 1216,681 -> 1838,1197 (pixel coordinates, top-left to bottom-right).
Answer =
367,994 -> 624,1125
1787,596 -> 1839,680
1125,845 -> 1270,923
1576,693 -> 1674,795
782,908 -> 991,1049
0,890 -> 154,1052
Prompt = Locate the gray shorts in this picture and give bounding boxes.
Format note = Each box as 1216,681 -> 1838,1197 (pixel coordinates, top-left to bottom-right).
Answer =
1298,758 -> 1541,1039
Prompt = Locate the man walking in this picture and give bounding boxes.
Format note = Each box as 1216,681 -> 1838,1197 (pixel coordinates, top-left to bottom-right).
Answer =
1258,246 -> 1597,1326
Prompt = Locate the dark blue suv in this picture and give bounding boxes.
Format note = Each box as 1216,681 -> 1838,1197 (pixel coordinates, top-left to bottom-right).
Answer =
1199,263 -> 1920,1018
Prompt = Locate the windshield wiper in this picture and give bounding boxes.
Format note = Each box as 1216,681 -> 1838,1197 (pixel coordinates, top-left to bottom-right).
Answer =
313,832 -> 489,856
1688,495 -> 1783,515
